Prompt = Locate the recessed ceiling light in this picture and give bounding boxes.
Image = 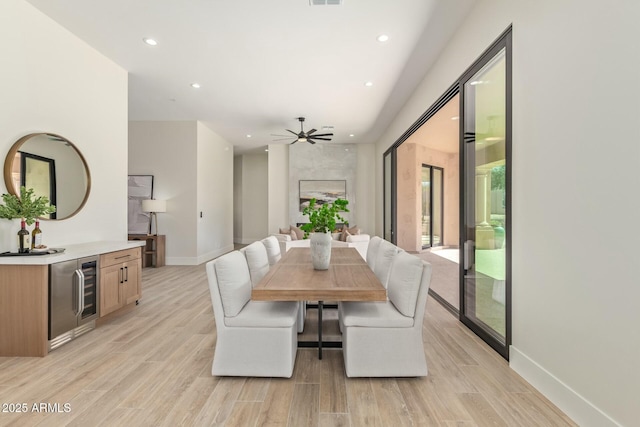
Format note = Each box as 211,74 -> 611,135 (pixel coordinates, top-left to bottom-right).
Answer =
349,134 -> 355,137
345,148 -> 349,152
365,81 -> 373,87
191,83 -> 201,89
265,148 -> 269,152
246,134 -> 252,138
377,34 -> 389,42
143,38 -> 157,46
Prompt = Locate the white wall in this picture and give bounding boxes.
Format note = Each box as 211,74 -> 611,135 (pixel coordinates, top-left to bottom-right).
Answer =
233,155 -> 243,241
129,121 -> 198,263
0,0 -> 128,250
375,0 -> 640,425
197,122 -> 234,263
355,143 -> 376,237
267,144 -> 289,235
129,121 -> 234,264
240,152 -> 268,243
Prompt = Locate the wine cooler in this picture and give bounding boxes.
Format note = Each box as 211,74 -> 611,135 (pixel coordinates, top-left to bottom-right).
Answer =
49,256 -> 100,350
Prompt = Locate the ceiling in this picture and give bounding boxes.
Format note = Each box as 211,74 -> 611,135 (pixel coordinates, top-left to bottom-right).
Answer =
406,94 -> 459,153
26,0 -> 476,154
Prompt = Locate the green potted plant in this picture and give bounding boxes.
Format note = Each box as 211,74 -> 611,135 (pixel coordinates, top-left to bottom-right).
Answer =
0,186 -> 56,252
300,198 -> 349,270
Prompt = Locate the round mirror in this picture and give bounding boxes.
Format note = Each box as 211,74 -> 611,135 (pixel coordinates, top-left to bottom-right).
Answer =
3,133 -> 91,220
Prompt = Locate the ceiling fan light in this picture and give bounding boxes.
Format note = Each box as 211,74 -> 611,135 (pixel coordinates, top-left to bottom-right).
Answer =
299,137 -> 308,142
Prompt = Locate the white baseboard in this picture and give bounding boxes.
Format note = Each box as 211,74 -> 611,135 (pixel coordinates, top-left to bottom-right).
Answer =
234,238 -> 261,245
510,346 -> 621,427
197,244 -> 235,265
165,245 -> 235,266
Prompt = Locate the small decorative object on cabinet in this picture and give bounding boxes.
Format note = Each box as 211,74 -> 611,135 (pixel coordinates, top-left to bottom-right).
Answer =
300,197 -> 349,270
99,247 -> 142,317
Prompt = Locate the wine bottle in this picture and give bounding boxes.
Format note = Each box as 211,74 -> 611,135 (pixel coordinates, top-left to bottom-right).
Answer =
32,220 -> 42,249
18,220 -> 30,253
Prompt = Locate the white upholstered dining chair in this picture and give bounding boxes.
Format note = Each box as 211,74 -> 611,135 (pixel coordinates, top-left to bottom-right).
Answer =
339,251 -> 432,377
244,239 -> 305,333
240,242 -> 270,286
260,236 -> 306,333
372,238 -> 403,289
205,251 -> 299,377
261,235 -> 282,266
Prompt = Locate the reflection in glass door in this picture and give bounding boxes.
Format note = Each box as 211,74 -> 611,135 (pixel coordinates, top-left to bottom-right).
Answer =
460,32 -> 511,358
421,165 -> 443,248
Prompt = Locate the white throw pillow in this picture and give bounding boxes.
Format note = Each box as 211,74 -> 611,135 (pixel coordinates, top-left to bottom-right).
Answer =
387,252 -> 424,317
214,251 -> 251,317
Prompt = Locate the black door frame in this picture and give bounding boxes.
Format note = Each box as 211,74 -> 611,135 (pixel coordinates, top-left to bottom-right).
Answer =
420,164 -> 444,249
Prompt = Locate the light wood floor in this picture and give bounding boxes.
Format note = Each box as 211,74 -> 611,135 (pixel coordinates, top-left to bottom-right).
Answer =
0,264 -> 576,426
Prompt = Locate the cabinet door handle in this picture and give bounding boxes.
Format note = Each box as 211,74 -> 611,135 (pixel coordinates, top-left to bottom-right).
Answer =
124,266 -> 128,282
119,267 -> 123,284
115,255 -> 131,260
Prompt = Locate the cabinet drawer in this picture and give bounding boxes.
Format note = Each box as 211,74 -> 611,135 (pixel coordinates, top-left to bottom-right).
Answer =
100,247 -> 141,268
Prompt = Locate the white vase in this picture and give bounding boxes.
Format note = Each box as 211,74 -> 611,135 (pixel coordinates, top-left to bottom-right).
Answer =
310,232 -> 332,270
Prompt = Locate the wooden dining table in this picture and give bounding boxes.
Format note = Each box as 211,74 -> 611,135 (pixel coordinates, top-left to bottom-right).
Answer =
252,247 -> 386,359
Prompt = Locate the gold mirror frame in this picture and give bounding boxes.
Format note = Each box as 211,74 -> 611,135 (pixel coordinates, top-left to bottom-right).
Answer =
3,133 -> 91,220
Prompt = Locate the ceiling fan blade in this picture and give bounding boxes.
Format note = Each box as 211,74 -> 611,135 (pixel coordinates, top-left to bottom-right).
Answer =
290,140 -> 297,145
307,128 -> 317,135
309,133 -> 333,137
286,129 -> 298,136
273,137 -> 295,141
309,137 -> 332,141
271,133 -> 293,137
308,140 -> 316,144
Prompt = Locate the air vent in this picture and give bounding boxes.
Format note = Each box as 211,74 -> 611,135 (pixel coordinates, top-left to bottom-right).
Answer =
310,0 -> 342,5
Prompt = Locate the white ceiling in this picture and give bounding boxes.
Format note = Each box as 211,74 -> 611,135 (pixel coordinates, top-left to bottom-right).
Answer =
25,0 -> 475,154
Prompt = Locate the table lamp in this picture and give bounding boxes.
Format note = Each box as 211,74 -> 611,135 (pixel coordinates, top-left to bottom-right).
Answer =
142,199 -> 166,236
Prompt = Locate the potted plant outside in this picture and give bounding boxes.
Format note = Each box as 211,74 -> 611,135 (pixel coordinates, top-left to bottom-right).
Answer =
300,198 -> 349,270
0,186 -> 56,252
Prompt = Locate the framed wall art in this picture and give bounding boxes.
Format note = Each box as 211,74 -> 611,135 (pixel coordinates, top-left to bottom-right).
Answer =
127,175 -> 153,234
299,179 -> 346,211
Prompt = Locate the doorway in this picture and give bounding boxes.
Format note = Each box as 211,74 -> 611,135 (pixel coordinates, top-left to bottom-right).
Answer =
421,164 -> 443,249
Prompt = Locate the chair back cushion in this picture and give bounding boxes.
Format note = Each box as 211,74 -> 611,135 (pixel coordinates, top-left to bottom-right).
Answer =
387,252 -> 424,317
214,251 -> 252,317
366,236 -> 383,270
373,239 -> 401,288
261,236 -> 282,266
240,242 -> 270,286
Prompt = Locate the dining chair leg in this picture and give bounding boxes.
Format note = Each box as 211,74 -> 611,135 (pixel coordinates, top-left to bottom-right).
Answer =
318,300 -> 323,360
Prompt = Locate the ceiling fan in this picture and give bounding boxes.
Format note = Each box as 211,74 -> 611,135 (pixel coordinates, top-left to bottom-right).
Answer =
272,117 -> 333,144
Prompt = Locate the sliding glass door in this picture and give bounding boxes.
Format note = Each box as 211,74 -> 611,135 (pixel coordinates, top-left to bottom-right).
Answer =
460,32 -> 511,358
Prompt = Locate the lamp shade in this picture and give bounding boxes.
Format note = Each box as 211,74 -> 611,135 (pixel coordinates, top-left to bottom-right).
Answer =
142,199 -> 166,213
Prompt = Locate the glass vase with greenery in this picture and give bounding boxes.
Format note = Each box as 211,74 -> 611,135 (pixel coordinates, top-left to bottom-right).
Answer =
300,198 -> 349,239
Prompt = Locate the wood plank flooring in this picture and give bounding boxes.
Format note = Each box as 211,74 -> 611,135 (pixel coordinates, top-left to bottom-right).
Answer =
0,264 -> 576,426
